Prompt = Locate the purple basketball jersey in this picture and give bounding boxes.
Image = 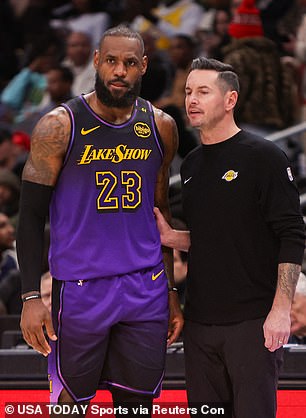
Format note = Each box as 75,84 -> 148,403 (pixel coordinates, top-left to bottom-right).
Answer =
49,96 -> 164,281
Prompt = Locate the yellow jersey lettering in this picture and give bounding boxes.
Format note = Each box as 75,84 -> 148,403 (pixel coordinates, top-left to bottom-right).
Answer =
124,147 -> 134,160
112,144 -> 126,163
78,144 -> 152,165
132,149 -> 141,159
78,144 -> 93,165
96,149 -> 105,160
88,149 -> 98,162
103,148 -> 114,160
142,149 -> 152,159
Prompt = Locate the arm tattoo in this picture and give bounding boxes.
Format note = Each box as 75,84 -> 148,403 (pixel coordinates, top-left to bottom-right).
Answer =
23,109 -> 70,185
278,263 -> 300,300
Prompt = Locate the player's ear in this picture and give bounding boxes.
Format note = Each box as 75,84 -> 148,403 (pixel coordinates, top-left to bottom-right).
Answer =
141,55 -> 148,76
93,49 -> 99,70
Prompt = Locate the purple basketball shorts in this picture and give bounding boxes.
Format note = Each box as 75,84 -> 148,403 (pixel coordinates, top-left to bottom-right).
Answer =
48,262 -> 169,403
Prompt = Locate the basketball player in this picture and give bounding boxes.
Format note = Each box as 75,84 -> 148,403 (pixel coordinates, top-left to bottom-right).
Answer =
17,26 -> 183,416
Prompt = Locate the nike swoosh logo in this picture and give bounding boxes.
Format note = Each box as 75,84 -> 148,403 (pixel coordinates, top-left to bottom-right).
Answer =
81,125 -> 101,135
152,269 -> 164,281
184,176 -> 192,184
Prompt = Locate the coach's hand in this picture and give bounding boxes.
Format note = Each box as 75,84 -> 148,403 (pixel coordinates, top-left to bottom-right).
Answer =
167,291 -> 184,346
263,307 -> 290,352
20,299 -> 57,356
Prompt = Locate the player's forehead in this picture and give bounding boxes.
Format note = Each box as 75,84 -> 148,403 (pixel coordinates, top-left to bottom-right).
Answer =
100,36 -> 143,59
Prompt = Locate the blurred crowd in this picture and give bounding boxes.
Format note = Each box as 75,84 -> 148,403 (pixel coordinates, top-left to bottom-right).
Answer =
0,0 -> 306,342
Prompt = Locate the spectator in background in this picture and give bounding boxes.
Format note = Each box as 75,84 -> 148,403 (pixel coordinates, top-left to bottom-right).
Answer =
13,1 -> 54,53
222,0 -> 299,136
294,0 -> 306,124
0,169 -> 21,226
51,0 -> 110,48
0,270 -> 21,315
0,218 -> 50,316
0,128 -> 28,180
230,0 -> 242,16
35,65 -> 73,114
152,34 -> 199,174
62,31 -> 95,96
10,130 -> 31,179
140,31 -> 172,103
197,7 -> 232,59
223,0 -> 306,188
259,0 -> 301,57
0,0 -> 19,92
155,34 -> 197,113
0,30 -> 62,125
0,212 -> 17,284
290,272 -> 306,344
15,65 -> 74,135
127,0 -> 205,50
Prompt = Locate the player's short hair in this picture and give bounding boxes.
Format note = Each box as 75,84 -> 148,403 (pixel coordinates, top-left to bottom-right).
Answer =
99,25 -> 145,56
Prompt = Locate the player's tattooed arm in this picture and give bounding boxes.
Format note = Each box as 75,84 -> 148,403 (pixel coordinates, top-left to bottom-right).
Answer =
18,107 -> 70,356
22,107 -> 71,186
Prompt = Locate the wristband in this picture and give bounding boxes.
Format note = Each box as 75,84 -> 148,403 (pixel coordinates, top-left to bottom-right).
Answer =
168,287 -> 178,292
22,294 -> 41,303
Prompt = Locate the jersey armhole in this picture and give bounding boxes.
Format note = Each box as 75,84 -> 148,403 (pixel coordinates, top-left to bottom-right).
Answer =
145,100 -> 164,159
59,103 -> 75,166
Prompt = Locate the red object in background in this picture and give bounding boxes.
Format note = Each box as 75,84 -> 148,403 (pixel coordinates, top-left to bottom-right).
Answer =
11,131 -> 31,152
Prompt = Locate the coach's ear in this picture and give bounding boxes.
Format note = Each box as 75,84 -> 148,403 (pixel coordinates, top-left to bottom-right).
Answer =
225,90 -> 238,112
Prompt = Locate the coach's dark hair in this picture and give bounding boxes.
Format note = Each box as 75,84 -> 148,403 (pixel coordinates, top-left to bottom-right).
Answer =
99,25 -> 145,56
190,57 -> 240,93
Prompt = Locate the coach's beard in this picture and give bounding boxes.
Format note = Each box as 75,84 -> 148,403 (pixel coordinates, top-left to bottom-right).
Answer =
95,72 -> 141,108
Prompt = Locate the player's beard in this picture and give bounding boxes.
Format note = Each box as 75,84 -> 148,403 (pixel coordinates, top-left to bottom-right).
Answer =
95,72 -> 142,108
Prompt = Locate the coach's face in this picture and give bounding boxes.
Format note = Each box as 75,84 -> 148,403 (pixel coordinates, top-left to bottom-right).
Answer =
185,69 -> 237,131
94,36 -> 148,108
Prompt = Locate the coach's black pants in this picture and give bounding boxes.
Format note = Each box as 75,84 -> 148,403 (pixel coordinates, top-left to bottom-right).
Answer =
184,317 -> 283,418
